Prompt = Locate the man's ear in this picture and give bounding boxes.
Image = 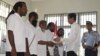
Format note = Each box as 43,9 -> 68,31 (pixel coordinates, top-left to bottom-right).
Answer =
17,7 -> 21,12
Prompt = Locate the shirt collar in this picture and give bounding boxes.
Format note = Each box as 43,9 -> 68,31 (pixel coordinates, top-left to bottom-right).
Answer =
71,22 -> 77,27
26,20 -> 36,29
14,13 -> 21,17
88,31 -> 94,33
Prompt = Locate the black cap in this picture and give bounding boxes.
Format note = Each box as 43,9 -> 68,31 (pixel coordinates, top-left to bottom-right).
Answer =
86,21 -> 93,26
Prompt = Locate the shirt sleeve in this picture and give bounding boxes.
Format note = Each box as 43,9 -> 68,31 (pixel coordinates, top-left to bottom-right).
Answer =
24,23 -> 29,38
95,31 -> 100,42
81,33 -> 86,44
7,15 -> 15,31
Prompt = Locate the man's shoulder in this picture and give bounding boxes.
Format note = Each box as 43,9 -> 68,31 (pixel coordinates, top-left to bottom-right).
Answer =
73,23 -> 80,28
83,32 -> 88,35
93,31 -> 98,33
92,31 -> 99,35
45,29 -> 51,33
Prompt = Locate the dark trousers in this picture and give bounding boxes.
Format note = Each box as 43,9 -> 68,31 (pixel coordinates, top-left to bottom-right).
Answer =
6,52 -> 25,56
85,48 -> 98,56
67,51 -> 77,56
31,54 -> 37,56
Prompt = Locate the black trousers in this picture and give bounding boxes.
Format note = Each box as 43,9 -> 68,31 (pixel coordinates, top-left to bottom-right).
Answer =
31,54 -> 37,56
6,52 -> 25,56
85,48 -> 98,56
67,51 -> 77,56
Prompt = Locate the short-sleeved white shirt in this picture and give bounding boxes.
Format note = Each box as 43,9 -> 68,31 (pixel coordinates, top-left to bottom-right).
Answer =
45,30 -> 54,56
34,27 -> 47,56
25,20 -> 37,55
6,13 -> 27,52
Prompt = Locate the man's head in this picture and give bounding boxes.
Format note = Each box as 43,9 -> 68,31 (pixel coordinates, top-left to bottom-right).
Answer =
68,13 -> 76,24
29,12 -> 38,27
39,20 -> 47,32
47,22 -> 55,32
86,21 -> 93,31
57,28 -> 64,37
13,1 -> 27,16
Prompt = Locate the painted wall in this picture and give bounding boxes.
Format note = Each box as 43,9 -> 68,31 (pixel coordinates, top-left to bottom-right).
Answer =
2,0 -> 32,20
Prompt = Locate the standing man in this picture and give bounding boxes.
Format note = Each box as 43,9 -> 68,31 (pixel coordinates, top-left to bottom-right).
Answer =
81,21 -> 100,56
45,22 -> 55,56
66,13 -> 81,56
6,1 -> 27,56
34,20 -> 55,56
57,13 -> 81,56
25,12 -> 38,56
54,28 -> 64,56
34,20 -> 47,56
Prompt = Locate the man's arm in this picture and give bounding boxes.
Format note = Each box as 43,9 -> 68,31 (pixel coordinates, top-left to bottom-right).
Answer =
25,38 -> 30,56
8,30 -> 17,56
38,40 -> 55,47
94,32 -> 100,48
81,33 -> 86,49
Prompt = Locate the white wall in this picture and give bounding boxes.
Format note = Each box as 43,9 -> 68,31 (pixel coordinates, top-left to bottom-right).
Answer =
2,0 -> 32,20
31,0 -> 100,56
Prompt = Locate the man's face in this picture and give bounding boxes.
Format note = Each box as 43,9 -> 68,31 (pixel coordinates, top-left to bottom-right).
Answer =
58,29 -> 64,37
68,18 -> 73,24
20,3 -> 27,16
86,24 -> 92,31
50,24 -> 55,32
30,16 -> 38,27
41,23 -> 47,30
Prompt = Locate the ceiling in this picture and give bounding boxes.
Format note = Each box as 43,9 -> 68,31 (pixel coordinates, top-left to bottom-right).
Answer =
30,0 -> 46,2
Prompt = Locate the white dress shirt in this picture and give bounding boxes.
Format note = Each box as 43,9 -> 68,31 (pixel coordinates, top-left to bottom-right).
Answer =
58,38 -> 64,56
6,13 -> 27,52
25,20 -> 37,55
34,27 -> 47,56
45,30 -> 54,56
62,22 -> 81,54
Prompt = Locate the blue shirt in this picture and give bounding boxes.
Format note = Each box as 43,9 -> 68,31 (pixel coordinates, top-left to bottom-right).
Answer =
81,31 -> 100,47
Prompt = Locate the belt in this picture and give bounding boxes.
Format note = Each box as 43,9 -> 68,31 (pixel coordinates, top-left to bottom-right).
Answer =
85,46 -> 94,49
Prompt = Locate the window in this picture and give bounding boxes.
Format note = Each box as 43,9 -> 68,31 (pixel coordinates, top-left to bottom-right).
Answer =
45,12 -> 97,56
0,1 -> 11,54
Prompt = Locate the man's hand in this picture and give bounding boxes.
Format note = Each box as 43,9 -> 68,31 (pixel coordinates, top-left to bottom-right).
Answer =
38,40 -> 46,45
82,44 -> 87,48
54,38 -> 60,42
47,41 -> 55,47
25,52 -> 31,56
11,48 -> 17,56
56,42 -> 63,46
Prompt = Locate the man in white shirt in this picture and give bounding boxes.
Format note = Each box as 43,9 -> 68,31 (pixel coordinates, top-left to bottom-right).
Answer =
25,12 -> 38,56
56,28 -> 64,56
53,28 -> 64,56
34,20 -> 55,56
57,13 -> 81,56
45,22 -> 55,56
34,20 -> 47,56
6,1 -> 27,56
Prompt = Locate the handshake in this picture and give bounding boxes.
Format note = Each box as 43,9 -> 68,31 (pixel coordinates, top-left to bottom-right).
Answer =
38,37 -> 63,47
